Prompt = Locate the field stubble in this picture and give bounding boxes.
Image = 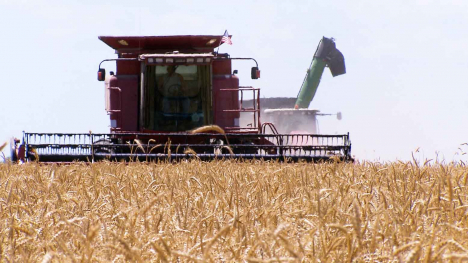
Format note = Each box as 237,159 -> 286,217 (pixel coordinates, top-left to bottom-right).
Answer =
0,160 -> 468,262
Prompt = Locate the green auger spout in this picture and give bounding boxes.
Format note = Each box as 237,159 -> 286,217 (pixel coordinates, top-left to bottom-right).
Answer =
294,37 -> 346,109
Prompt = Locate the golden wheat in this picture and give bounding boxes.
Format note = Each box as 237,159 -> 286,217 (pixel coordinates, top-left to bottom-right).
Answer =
0,160 -> 467,261
0,142 -> 6,152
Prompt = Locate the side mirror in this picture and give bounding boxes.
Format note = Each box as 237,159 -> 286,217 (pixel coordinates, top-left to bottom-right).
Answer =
251,67 -> 260,79
97,68 -> 106,81
337,112 -> 342,120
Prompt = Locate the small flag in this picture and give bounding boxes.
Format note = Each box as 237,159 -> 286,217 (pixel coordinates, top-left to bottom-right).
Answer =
221,30 -> 232,45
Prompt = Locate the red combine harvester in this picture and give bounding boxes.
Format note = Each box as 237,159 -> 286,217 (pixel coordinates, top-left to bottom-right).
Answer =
10,35 -> 352,162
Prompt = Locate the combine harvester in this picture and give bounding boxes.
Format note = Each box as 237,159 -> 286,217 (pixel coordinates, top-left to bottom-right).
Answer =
10,35 -> 352,163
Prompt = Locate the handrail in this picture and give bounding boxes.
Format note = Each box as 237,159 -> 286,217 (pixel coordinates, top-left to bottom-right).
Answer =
217,87 -> 261,132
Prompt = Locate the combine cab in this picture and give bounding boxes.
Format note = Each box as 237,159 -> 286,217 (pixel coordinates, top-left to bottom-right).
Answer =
11,35 -> 352,163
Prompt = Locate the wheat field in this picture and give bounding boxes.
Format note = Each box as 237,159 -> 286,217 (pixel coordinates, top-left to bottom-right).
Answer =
0,160 -> 467,262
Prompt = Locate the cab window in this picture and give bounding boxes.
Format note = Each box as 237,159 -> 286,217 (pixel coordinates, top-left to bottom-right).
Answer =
143,64 -> 212,131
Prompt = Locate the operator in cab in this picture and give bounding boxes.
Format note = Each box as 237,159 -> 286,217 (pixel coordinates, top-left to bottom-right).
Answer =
158,65 -> 189,113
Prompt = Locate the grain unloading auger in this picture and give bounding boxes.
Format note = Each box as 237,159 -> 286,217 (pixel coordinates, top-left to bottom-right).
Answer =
10,35 -> 352,163
263,37 -> 349,139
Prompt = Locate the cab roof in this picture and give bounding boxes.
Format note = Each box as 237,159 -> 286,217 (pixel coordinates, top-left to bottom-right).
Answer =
98,35 -> 231,53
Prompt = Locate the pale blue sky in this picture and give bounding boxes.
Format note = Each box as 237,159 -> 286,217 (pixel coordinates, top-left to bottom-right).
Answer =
1,0 -> 467,162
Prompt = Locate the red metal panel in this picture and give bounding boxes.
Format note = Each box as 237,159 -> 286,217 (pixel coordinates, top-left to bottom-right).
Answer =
99,35 -> 231,53
108,75 -> 139,132
212,75 -> 240,129
212,59 -> 231,75
116,60 -> 140,75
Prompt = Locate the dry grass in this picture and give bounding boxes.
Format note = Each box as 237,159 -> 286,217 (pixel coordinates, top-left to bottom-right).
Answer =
0,160 -> 467,262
